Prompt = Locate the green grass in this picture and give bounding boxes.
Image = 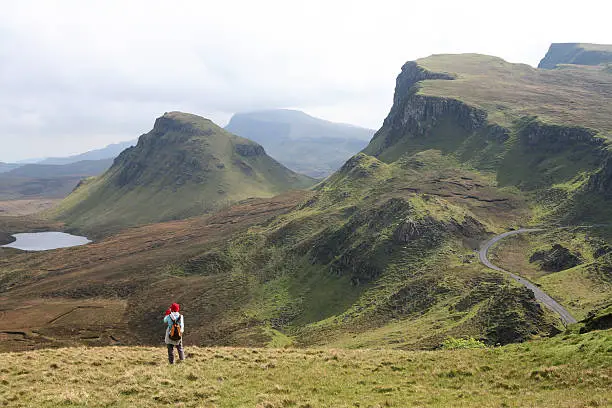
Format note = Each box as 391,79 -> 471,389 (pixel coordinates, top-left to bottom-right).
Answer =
0,330 -> 610,407
489,228 -> 612,320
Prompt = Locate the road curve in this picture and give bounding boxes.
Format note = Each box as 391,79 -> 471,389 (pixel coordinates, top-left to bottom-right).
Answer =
479,229 -> 577,325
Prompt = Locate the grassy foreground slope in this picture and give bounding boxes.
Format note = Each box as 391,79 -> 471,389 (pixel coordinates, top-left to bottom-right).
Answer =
51,112 -> 315,236
0,330 -> 610,407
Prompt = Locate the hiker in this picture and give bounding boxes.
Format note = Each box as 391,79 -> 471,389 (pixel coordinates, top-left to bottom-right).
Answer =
163,302 -> 185,364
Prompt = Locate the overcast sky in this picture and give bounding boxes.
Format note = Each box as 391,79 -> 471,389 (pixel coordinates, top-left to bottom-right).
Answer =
1,0 -> 611,162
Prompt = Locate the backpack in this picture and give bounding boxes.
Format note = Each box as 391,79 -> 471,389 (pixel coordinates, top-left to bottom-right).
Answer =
169,315 -> 182,341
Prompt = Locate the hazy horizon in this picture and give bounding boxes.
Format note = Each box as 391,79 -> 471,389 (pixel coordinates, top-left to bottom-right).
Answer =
1,0 -> 611,161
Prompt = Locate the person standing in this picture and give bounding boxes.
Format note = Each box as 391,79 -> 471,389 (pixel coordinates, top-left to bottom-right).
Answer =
163,303 -> 185,364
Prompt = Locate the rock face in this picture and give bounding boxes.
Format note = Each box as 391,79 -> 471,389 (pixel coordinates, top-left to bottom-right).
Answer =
587,157 -> 612,198
538,43 -> 612,69
375,62 -> 486,151
517,120 -> 603,151
529,244 -> 583,272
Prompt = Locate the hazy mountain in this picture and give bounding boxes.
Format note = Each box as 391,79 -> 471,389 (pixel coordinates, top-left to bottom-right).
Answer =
37,140 -> 136,165
0,159 -> 112,200
538,43 -> 612,69
225,109 -> 375,178
4,159 -> 112,178
0,162 -> 21,174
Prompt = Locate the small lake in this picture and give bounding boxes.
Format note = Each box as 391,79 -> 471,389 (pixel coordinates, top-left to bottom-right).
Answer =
1,232 -> 91,251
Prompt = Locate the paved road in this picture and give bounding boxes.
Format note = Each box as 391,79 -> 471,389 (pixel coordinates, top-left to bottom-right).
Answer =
479,229 -> 577,325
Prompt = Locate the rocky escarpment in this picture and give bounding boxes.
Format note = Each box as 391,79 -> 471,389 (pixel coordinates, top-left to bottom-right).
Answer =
377,62 -> 486,148
587,156 -> 612,198
235,143 -> 265,157
538,43 -> 612,69
110,114 -> 221,188
517,119 -> 605,151
366,62 -> 492,158
368,58 -> 612,199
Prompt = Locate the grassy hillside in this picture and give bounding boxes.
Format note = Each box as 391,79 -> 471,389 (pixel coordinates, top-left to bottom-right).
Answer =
358,53 -> 612,337
0,153 -> 558,352
0,330 -> 610,407
489,227 -> 612,321
225,110 -> 374,178
51,112 -> 315,236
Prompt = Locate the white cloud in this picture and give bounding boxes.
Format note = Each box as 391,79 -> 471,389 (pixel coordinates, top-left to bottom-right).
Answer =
0,0 -> 611,161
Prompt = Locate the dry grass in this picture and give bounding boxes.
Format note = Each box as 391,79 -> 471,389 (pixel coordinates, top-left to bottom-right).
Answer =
0,199 -> 60,216
0,330 -> 609,407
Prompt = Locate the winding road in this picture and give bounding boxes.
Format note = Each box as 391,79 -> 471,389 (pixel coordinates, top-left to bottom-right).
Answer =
479,229 -> 577,325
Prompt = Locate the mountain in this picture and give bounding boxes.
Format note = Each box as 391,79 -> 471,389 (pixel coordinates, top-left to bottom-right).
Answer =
538,43 -> 612,69
225,109 -> 375,178
3,159 -> 112,178
51,112 -> 316,235
37,140 -> 137,165
365,53 -> 612,223
2,49 -> 611,353
0,162 -> 21,173
0,159 -> 113,200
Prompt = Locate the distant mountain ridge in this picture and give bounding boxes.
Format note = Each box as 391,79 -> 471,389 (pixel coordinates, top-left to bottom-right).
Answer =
0,159 -> 113,200
538,43 -> 612,69
3,159 -> 112,178
37,140 -> 137,165
52,112 -> 316,235
225,109 -> 375,178
0,162 -> 21,174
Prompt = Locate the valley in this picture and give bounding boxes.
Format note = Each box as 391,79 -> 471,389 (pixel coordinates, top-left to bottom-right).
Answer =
0,43 -> 611,408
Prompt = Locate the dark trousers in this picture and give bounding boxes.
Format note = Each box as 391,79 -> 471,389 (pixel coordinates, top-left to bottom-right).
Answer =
167,343 -> 185,364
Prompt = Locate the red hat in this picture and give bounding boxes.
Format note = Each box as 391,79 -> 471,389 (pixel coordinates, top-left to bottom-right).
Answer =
164,308 -> 171,316
170,303 -> 180,312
